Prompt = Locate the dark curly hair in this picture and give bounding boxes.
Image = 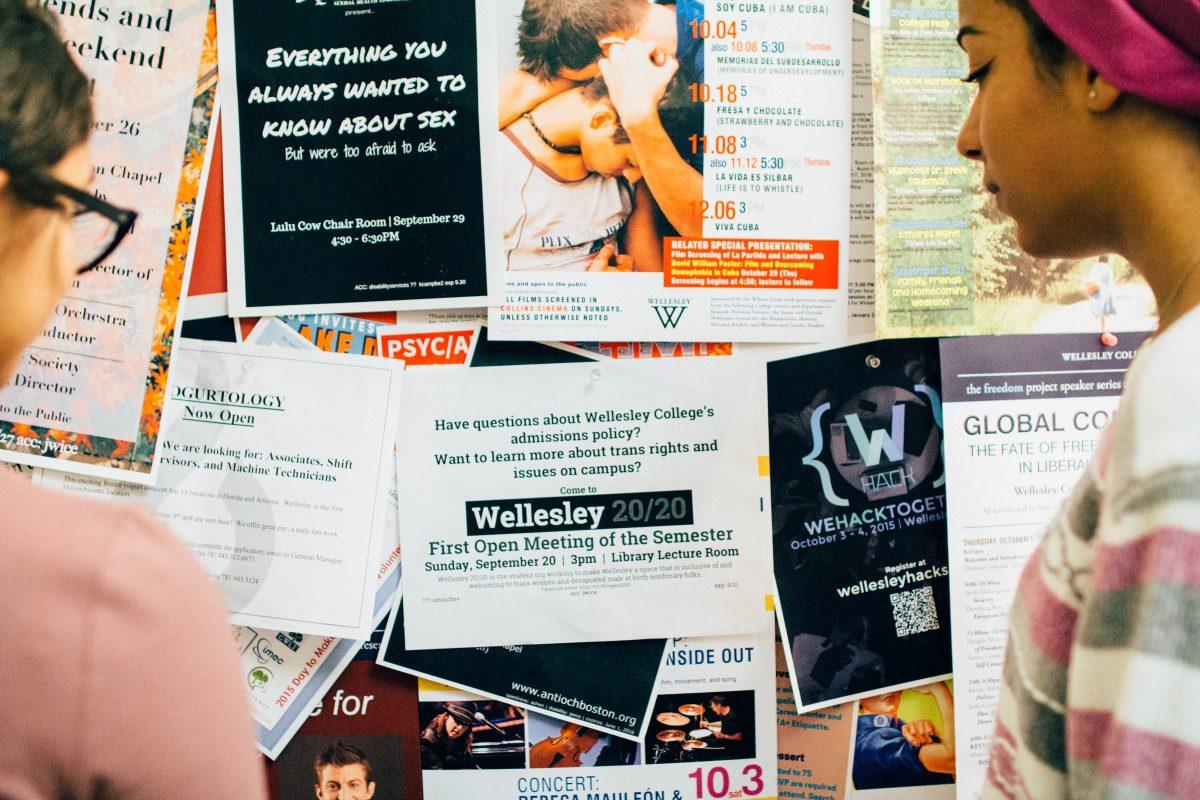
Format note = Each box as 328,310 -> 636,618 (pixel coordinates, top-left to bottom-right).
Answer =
0,0 -> 93,206
518,0 -> 647,80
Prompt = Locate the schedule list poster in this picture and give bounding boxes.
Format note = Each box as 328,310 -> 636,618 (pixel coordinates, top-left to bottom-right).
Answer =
488,0 -> 852,343
217,0 -> 499,315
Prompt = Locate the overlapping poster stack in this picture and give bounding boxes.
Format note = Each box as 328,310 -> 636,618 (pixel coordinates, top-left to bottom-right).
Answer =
3,1 -> 1156,798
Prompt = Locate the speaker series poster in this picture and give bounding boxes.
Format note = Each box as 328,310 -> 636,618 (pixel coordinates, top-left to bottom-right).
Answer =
217,0 -> 500,315
769,337 -> 952,711
0,0 -> 212,482
939,333 -> 1145,799
265,625 -> 425,800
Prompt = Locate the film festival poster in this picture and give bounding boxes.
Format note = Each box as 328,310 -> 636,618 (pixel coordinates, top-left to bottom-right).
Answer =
488,0 -> 854,343
216,0 -> 501,315
870,0 -> 1157,339
768,337 -> 953,712
0,0 -> 214,481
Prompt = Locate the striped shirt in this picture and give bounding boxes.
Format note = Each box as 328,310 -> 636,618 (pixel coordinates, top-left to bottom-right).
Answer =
984,306 -> 1200,799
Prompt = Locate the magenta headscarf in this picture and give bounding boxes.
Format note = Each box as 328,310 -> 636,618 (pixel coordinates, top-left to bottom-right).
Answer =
1027,0 -> 1200,116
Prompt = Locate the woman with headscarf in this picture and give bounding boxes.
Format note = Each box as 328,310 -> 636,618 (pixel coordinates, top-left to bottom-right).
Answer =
955,1 -> 1200,798
0,2 -> 265,797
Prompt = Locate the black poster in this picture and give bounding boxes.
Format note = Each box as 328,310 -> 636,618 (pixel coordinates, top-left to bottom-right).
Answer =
379,600 -> 665,740
219,0 -> 493,313
768,338 -> 952,709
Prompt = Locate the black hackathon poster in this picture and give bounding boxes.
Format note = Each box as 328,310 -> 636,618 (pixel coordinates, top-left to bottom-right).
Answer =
219,0 -> 494,313
768,338 -> 952,709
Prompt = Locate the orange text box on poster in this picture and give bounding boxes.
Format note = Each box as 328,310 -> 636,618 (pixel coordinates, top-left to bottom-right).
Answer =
664,237 -> 839,290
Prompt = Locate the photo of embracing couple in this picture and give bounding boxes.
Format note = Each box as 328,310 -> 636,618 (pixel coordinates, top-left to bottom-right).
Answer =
498,0 -> 706,273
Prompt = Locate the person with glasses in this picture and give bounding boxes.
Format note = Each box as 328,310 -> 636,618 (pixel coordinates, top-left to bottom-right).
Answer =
0,2 -> 266,798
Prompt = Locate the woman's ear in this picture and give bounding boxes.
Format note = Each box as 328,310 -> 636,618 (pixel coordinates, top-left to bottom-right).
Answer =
0,169 -> 8,194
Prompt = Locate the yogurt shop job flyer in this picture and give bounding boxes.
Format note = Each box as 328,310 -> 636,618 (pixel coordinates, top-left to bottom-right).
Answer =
487,0 -> 852,342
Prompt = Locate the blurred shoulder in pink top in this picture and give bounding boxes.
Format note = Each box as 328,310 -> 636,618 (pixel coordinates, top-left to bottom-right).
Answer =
0,469 -> 266,799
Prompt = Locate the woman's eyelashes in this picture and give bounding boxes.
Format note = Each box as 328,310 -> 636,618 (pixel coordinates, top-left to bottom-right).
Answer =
962,62 -> 992,86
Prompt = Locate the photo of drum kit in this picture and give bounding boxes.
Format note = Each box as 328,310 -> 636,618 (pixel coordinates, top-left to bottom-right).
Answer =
649,703 -> 724,764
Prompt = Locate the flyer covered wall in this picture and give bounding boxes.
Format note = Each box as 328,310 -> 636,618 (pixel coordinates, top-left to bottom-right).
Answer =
217,0 -> 500,314
396,359 -> 771,649
940,333 -> 1145,799
488,0 -> 852,342
869,0 -> 1156,338
416,613 -> 777,800
769,338 -> 952,711
0,0 -> 212,481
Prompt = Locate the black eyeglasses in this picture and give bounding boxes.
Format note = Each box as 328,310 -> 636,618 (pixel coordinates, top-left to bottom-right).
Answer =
11,172 -> 137,274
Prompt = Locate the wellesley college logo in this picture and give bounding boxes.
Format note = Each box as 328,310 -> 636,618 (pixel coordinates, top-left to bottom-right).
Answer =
649,298 -> 690,329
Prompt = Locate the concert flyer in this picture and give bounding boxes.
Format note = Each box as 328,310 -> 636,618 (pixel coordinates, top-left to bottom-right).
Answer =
394,358 -> 771,649
415,611 -> 777,800
266,625 -> 425,799
39,339 -> 401,639
378,599 -> 666,742
869,0 -> 1156,338
939,333 -> 1145,798
216,0 -> 500,315
0,0 -> 212,481
487,0 -> 852,342
768,337 -> 952,711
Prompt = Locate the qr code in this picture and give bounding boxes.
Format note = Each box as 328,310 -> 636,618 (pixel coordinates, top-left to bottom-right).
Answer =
890,585 -> 940,637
